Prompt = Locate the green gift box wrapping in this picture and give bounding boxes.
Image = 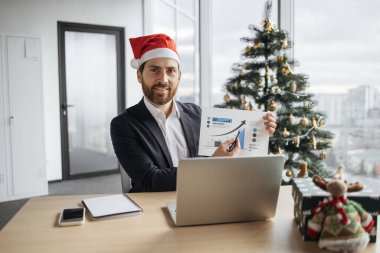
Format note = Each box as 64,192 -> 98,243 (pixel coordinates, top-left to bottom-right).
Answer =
292,178 -> 379,242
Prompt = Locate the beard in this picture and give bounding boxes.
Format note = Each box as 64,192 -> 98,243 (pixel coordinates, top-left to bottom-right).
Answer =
141,80 -> 178,105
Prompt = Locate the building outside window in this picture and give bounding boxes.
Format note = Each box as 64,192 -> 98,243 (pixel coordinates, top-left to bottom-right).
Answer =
294,0 -> 380,179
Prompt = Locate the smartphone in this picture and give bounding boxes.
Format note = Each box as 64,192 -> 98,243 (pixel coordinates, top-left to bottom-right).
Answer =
58,208 -> 85,226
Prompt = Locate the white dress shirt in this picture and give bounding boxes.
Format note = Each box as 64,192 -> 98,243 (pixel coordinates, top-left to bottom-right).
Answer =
144,97 -> 189,167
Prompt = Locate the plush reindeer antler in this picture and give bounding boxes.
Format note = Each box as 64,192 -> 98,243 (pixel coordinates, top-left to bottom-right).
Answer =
312,175 -> 328,191
347,181 -> 364,192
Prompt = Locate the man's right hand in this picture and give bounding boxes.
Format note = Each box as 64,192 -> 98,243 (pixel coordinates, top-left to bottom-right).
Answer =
211,138 -> 241,157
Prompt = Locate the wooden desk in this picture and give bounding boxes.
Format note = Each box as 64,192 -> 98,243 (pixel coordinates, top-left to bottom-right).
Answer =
0,187 -> 378,253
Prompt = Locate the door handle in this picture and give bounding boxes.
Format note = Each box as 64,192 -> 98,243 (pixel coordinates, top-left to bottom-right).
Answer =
61,103 -> 75,109
61,104 -> 75,116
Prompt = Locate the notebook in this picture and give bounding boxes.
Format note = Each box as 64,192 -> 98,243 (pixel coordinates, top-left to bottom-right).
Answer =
167,155 -> 284,226
82,194 -> 142,220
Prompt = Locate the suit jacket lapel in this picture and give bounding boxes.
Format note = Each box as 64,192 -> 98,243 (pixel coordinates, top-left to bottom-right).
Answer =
131,99 -> 173,167
178,103 -> 197,157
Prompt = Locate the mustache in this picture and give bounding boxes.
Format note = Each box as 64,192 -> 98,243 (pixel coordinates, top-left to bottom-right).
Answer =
152,83 -> 171,89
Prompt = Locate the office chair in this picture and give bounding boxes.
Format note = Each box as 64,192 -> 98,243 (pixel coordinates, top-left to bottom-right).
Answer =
119,165 -> 131,193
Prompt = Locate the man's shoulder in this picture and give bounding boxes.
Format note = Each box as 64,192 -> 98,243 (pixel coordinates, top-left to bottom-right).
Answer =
176,101 -> 202,114
111,102 -> 145,126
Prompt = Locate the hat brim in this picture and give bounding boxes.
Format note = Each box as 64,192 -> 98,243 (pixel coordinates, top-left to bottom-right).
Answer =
130,48 -> 180,69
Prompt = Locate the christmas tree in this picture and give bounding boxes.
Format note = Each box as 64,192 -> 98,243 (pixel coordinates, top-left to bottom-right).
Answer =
218,1 -> 334,180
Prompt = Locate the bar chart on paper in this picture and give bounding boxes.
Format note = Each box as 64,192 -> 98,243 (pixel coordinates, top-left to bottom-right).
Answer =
198,108 -> 269,156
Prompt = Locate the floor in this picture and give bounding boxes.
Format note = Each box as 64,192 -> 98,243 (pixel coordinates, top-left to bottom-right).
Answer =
69,148 -> 119,175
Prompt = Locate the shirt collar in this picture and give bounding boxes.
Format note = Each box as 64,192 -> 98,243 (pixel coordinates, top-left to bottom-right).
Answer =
143,96 -> 180,119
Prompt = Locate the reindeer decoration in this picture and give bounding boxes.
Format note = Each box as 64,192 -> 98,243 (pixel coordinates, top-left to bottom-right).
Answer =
307,175 -> 374,252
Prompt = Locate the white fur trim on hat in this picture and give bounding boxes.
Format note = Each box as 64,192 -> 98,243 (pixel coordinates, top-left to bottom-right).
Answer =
130,48 -> 180,69
130,58 -> 140,69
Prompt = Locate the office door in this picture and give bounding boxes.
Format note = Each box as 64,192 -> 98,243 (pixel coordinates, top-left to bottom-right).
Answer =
58,22 -> 125,179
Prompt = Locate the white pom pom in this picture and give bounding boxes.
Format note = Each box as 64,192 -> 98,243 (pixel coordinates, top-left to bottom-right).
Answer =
130,59 -> 140,69
337,213 -> 343,220
336,202 -> 343,209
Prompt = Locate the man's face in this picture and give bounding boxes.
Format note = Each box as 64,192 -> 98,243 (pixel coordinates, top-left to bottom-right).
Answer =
137,58 -> 181,105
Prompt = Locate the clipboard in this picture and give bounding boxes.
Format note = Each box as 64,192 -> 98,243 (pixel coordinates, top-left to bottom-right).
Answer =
82,193 -> 142,220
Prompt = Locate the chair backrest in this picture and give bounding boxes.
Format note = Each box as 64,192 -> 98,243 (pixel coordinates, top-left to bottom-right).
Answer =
119,165 -> 131,193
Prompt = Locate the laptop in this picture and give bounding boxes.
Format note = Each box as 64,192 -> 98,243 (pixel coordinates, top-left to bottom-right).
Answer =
166,155 -> 284,226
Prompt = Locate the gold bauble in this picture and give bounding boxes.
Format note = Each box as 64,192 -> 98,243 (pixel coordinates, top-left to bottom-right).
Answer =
282,65 -> 290,74
263,19 -> 274,32
247,102 -> 253,111
223,94 -> 230,103
290,81 -> 297,93
272,86 -> 281,94
277,55 -> 284,62
282,40 -> 288,49
312,117 -> 318,128
320,150 -> 327,159
241,95 -> 247,105
268,100 -> 277,111
286,169 -> 293,177
281,128 -> 290,138
273,147 -> 282,155
300,117 -> 309,127
253,41 -> 261,49
266,26 -> 274,32
297,161 -> 308,178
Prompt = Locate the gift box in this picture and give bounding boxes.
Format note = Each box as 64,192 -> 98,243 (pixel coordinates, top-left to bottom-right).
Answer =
292,177 -> 380,242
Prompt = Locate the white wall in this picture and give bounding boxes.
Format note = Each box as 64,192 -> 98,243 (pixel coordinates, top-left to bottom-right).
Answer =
0,0 -> 144,181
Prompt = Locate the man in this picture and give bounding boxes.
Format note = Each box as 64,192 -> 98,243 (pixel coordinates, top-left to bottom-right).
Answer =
111,34 -> 276,192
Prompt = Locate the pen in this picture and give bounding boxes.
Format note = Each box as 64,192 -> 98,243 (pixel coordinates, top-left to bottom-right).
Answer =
227,130 -> 241,152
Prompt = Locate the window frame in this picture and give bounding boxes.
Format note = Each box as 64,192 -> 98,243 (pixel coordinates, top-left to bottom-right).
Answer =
143,0 -> 200,105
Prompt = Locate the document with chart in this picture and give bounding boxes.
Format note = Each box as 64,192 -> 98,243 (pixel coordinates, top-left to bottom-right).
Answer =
198,108 -> 269,157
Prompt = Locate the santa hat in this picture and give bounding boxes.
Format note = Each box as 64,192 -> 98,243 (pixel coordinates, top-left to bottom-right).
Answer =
129,34 -> 180,69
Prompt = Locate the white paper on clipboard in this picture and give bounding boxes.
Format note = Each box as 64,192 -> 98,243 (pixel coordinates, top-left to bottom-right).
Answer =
198,108 -> 269,157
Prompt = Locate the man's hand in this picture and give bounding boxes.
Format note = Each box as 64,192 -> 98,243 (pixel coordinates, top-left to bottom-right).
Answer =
212,138 -> 241,157
263,112 -> 277,136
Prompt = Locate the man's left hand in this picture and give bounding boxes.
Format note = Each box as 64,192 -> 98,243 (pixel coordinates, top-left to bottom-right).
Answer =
263,112 -> 277,136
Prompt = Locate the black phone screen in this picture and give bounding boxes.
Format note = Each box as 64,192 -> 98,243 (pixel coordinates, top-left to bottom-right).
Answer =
62,208 -> 84,222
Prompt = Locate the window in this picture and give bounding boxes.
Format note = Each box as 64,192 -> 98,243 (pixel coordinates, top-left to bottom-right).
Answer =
294,0 -> 380,179
145,0 -> 199,104
211,0 -> 278,107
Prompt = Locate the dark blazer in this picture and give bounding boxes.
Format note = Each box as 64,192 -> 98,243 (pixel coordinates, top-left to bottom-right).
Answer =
110,98 -> 201,192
